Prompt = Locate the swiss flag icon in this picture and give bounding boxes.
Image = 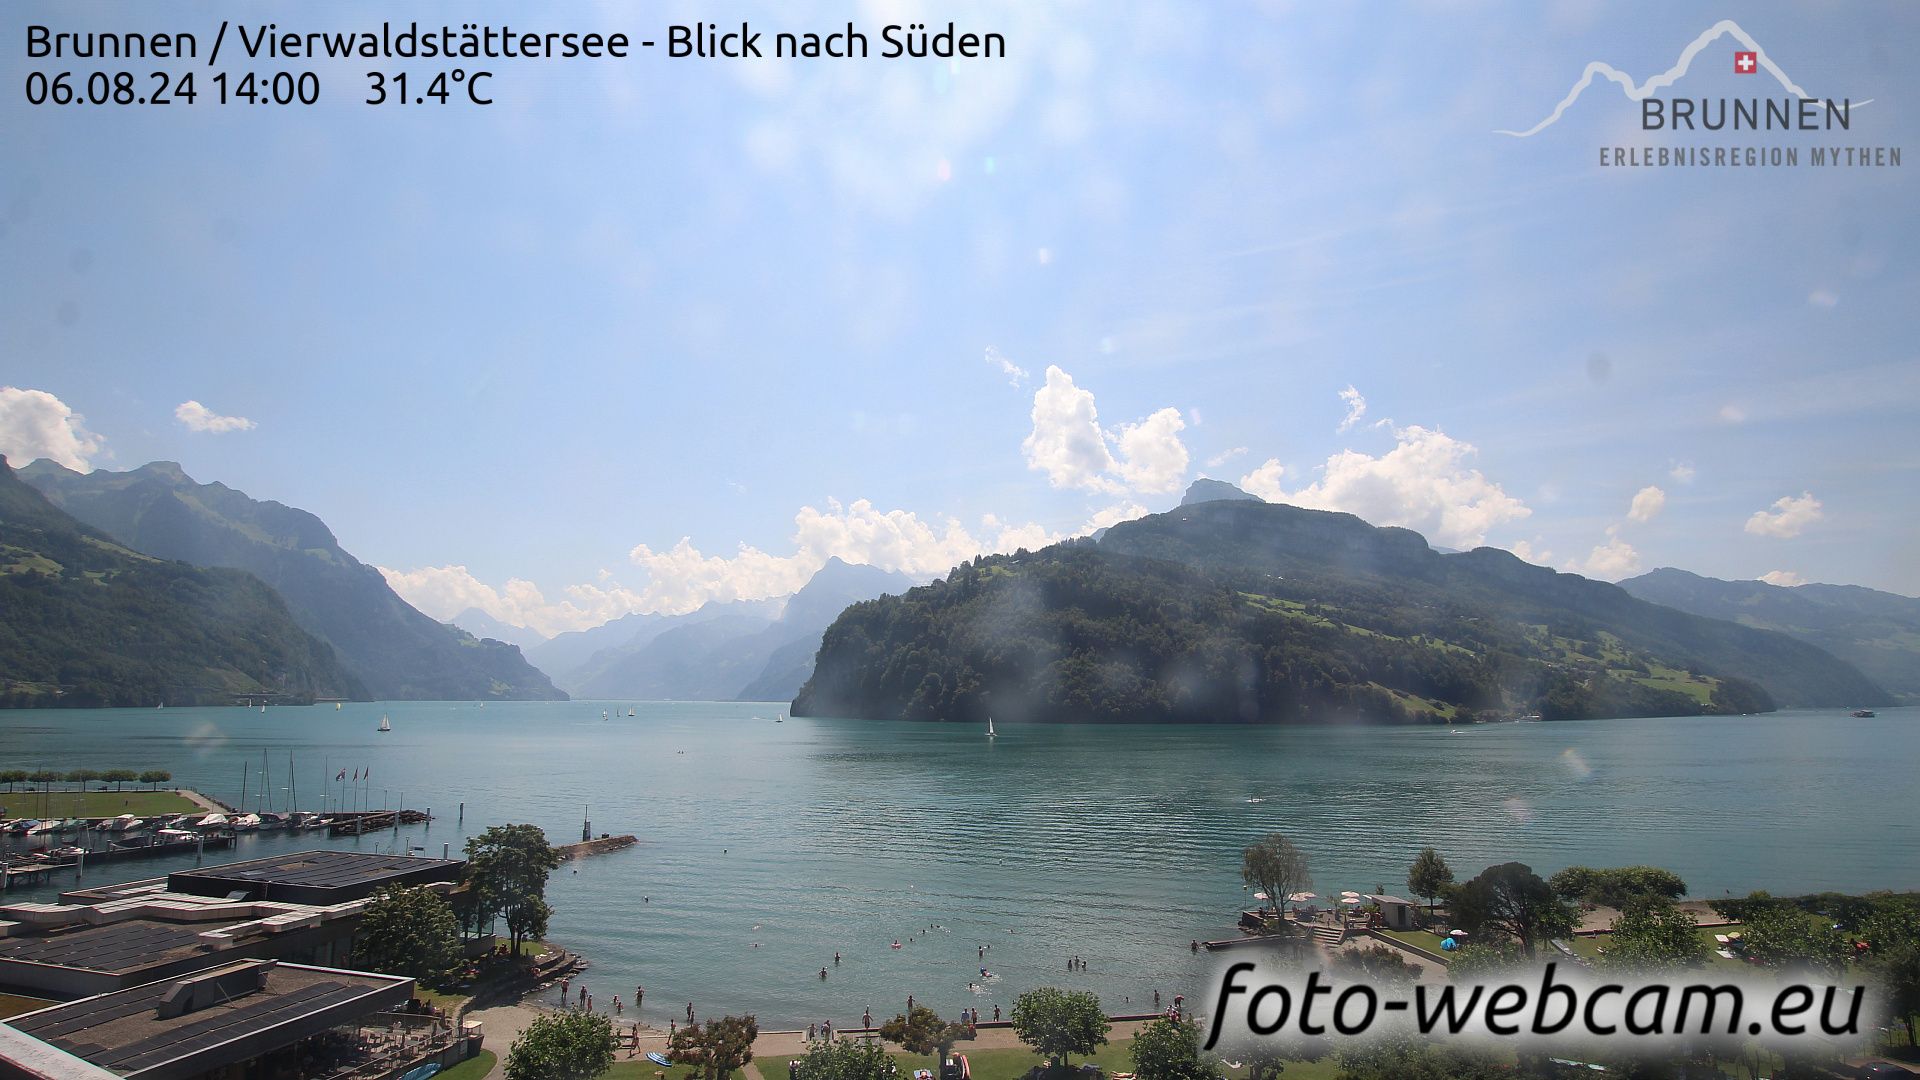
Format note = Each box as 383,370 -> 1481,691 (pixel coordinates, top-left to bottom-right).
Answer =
1734,51 -> 1758,74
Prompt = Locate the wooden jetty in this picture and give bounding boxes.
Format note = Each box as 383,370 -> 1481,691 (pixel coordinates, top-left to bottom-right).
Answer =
328,809 -> 431,836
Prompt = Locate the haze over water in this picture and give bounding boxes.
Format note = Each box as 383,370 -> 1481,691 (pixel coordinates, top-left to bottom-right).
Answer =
3,702 -> 1915,1026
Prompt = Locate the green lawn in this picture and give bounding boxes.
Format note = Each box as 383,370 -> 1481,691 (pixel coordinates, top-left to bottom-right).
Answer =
0,993 -> 56,1020
0,789 -> 200,819
1377,929 -> 1453,962
1563,925 -> 1748,971
877,1043 -> 1344,1080
438,1050 -> 496,1080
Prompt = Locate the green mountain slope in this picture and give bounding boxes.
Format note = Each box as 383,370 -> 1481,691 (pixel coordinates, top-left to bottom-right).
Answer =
1620,568 -> 1920,703
0,456 -> 363,708
20,460 -> 564,702
794,494 -> 1889,725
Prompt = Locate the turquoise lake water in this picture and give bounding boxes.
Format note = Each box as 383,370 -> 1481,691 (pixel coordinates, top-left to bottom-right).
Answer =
2,702 -> 1915,1026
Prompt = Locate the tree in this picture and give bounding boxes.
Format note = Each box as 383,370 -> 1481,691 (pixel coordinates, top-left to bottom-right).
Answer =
794,1037 -> 897,1080
1597,899 -> 1707,973
1241,833 -> 1310,921
65,768 -> 100,791
1739,897 -> 1848,976
101,768 -> 139,792
1,769 -> 28,792
1332,1036 -> 1507,1080
1129,1017 -> 1222,1080
352,885 -> 463,986
668,1014 -> 759,1080
139,770 -> 171,790
464,823 -> 564,955
1858,896 -> 1920,1046
1405,848 -> 1452,915
1010,987 -> 1109,1068
1548,866 -> 1687,910
1448,863 -> 1577,958
878,1005 -> 968,1057
504,1010 -> 614,1080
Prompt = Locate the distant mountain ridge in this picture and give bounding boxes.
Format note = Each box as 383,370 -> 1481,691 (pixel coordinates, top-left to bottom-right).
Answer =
0,456 -> 361,707
21,460 -> 565,702
1620,568 -> 1920,703
795,497 -> 1889,725
451,607 -> 550,653
545,558 -> 916,700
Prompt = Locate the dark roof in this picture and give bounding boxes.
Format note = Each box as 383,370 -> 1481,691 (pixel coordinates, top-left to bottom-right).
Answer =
166,849 -> 462,903
8,961 -> 411,1077
0,918 -> 239,976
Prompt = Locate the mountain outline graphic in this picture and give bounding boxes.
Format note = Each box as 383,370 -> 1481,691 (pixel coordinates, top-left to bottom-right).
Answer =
1497,19 -> 1868,137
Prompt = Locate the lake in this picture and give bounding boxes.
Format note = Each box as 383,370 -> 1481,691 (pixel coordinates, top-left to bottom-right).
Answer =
2,701 -> 1914,1027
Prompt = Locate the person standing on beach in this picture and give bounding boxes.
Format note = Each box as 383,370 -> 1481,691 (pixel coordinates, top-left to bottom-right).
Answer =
687,1002 -> 695,1023
863,1007 -> 872,1029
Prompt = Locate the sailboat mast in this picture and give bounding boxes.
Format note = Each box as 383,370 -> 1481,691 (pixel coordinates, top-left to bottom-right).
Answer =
289,752 -> 298,815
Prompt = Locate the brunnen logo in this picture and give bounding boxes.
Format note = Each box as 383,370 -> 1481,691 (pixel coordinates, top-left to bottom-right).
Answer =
1498,19 -> 1899,169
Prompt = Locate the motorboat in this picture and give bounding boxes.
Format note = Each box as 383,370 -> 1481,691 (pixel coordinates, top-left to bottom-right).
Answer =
6,819 -> 40,835
196,813 -> 228,831
104,815 -> 145,833
230,814 -> 261,831
25,819 -> 60,836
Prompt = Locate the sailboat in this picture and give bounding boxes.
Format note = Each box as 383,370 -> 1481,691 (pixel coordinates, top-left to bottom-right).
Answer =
987,716 -> 997,739
628,708 -> 636,717
378,714 -> 392,733
335,702 -> 342,711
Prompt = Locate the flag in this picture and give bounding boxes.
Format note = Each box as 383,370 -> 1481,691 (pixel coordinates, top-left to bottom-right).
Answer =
353,768 -> 359,781
1734,50 -> 1757,74
335,769 -> 346,781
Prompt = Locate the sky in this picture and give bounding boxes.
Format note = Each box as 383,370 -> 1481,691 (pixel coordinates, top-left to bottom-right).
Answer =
4,1 -> 1916,637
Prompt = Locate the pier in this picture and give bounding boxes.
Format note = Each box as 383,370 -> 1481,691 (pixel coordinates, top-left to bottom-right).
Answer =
327,809 -> 431,836
555,834 -> 637,859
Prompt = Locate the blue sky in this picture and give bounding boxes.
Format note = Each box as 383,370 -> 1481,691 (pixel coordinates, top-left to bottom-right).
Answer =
4,1 -> 1915,634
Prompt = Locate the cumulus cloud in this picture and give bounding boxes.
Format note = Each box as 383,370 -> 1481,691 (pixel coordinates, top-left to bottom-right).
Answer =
0,386 -> 105,470
1110,408 -> 1190,493
984,346 -> 1028,388
1337,385 -> 1367,432
1206,446 -> 1247,468
1239,425 -> 1530,549
1760,569 -> 1807,587
1627,485 -> 1666,523
378,565 -> 636,638
1021,365 -> 1189,495
1508,539 -> 1553,565
174,400 -> 256,434
1744,492 -> 1823,539
1570,525 -> 1641,580
1085,502 -> 1149,532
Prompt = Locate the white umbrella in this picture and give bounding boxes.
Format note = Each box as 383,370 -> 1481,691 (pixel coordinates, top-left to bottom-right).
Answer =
1288,892 -> 1316,902
1340,897 -> 1362,906
1449,930 -> 1468,938
1340,891 -> 1361,898
1252,891 -> 1269,901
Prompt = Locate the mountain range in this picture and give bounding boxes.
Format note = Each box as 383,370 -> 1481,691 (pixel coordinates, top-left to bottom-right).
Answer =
450,607 -> 551,653
1620,568 -> 1920,703
793,480 -> 1890,725
20,460 -> 564,702
0,456 -> 361,707
534,558 -> 916,700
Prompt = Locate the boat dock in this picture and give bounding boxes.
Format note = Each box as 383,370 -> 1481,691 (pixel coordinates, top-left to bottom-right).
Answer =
327,810 -> 431,836
556,835 -> 637,859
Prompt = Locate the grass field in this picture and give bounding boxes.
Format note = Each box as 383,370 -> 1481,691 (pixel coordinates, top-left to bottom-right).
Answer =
732,1036 -> 1346,1080
1562,925 -> 1748,971
0,789 -> 200,819
438,1050 -> 496,1079
1377,928 -> 1453,961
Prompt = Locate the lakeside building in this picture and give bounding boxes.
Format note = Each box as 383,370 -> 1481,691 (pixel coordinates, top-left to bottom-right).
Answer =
0,851 -> 476,1078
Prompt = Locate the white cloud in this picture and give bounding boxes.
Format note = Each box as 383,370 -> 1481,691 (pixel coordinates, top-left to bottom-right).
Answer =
1085,502 -> 1149,532
1508,539 -> 1552,565
1337,385 -> 1367,432
1205,446 -> 1247,468
1759,569 -> 1807,587
1718,403 -> 1747,424
1669,461 -> 1696,483
1110,408 -> 1190,494
1570,525 -> 1641,580
0,386 -> 105,471
1744,492 -> 1823,538
983,346 -> 1028,388
1239,458 -> 1288,502
1023,366 -> 1121,493
174,400 -> 256,434
378,565 -> 631,638
1627,485 -> 1666,523
1241,425 -> 1530,549
1020,365 -> 1190,495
